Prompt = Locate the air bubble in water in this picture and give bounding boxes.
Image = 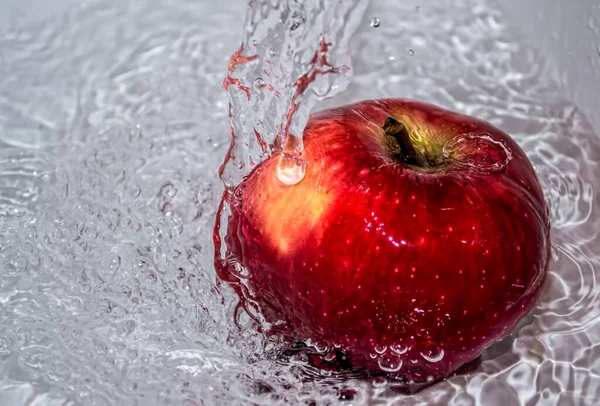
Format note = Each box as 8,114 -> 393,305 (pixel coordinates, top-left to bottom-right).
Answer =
370,17 -> 380,28
324,351 -> 336,362
408,49 -> 415,56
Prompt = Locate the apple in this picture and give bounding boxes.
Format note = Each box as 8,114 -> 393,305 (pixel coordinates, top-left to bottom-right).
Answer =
214,98 -> 551,382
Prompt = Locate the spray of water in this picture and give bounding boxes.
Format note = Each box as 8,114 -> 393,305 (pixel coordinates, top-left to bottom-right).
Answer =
219,0 -> 369,189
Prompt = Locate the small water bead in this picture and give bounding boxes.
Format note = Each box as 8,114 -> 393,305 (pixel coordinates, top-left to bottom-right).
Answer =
276,152 -> 307,185
390,342 -> 409,355
374,344 -> 387,354
377,353 -> 403,372
420,348 -> 445,363
369,17 -> 380,28
158,182 -> 177,199
408,49 -> 415,56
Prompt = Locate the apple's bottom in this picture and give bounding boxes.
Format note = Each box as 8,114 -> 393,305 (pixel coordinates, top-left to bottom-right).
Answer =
279,341 -> 483,394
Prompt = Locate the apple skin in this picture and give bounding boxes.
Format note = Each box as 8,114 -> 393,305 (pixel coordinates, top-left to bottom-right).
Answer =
215,99 -> 551,382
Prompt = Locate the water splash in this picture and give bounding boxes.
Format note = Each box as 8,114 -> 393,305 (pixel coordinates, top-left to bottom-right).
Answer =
220,0 -> 369,188
443,134 -> 513,172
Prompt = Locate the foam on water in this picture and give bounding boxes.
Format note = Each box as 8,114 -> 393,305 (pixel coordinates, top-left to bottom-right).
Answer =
0,0 -> 599,405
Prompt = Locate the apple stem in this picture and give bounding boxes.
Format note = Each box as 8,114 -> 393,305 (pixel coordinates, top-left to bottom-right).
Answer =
382,117 -> 430,168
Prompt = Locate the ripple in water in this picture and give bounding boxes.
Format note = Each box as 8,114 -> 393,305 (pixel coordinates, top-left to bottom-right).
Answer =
0,0 -> 599,405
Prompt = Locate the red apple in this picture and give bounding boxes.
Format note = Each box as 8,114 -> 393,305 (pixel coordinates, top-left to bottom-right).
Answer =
214,98 -> 551,382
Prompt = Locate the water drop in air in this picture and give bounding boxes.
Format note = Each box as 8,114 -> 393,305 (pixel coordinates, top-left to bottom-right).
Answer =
370,17 -> 380,28
276,152 -> 307,185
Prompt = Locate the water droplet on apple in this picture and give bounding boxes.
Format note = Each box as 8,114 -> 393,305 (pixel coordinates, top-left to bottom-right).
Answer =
377,353 -> 403,372
443,134 -> 512,172
374,344 -> 387,354
324,351 -> 336,361
313,342 -> 329,353
420,348 -> 445,363
390,342 -> 409,355
369,17 -> 380,28
276,152 -> 307,185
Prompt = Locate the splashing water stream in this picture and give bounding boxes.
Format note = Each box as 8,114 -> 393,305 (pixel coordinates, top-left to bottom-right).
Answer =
220,0 -> 368,189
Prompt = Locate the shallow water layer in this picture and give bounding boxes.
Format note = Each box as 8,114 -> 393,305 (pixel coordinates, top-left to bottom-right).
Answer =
0,0 -> 599,405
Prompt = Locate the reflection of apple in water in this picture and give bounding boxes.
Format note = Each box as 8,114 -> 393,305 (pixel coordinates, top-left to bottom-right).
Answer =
215,99 -> 551,382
